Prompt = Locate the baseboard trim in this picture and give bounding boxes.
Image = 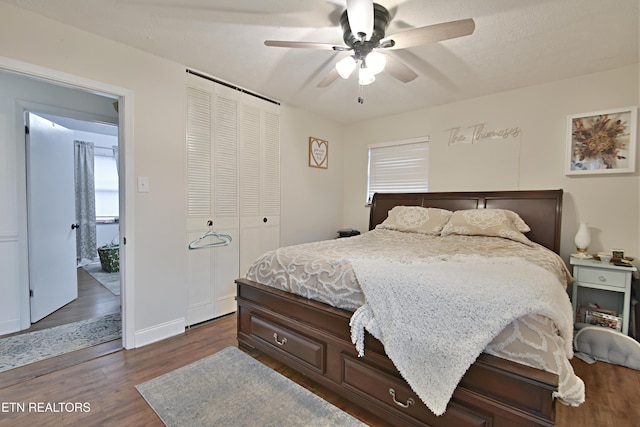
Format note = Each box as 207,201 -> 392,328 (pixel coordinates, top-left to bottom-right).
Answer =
134,317 -> 185,348
0,319 -> 21,336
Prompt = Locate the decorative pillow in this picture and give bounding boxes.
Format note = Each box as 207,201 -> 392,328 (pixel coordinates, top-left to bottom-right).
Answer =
574,326 -> 640,370
376,206 -> 452,235
440,208 -> 533,245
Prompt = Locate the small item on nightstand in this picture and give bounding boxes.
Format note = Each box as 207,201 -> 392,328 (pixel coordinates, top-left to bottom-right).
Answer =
614,262 -> 634,268
574,221 -> 591,255
337,228 -> 360,238
612,249 -> 625,259
597,252 -> 612,263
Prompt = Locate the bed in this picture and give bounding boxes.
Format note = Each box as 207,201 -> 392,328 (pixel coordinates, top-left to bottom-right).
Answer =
236,189 -> 583,426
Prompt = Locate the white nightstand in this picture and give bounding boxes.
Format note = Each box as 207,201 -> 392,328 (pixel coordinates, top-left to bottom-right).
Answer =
570,256 -> 636,335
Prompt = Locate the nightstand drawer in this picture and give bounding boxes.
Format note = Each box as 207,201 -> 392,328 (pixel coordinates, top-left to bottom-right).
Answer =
575,267 -> 627,289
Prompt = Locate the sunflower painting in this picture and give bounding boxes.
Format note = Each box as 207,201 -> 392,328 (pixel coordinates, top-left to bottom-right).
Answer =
566,107 -> 637,175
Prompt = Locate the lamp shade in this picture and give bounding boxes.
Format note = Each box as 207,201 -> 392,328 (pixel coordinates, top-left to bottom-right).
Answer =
574,222 -> 591,254
365,51 -> 386,74
358,66 -> 375,85
336,56 -> 356,79
347,0 -> 373,40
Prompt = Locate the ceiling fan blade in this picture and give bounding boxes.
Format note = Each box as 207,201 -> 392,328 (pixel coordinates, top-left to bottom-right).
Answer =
317,68 -> 340,88
264,40 -> 348,51
346,0 -> 374,40
383,54 -> 418,83
380,18 -> 475,50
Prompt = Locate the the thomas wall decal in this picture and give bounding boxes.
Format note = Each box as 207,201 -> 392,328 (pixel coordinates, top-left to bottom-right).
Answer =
444,123 -> 522,146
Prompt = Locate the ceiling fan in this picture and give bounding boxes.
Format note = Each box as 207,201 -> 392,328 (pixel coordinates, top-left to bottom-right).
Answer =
264,0 -> 475,103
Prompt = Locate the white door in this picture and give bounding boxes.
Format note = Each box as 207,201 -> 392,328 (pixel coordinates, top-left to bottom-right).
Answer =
26,113 -> 78,323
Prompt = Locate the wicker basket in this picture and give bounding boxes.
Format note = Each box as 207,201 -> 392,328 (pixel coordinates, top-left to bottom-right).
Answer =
98,244 -> 120,273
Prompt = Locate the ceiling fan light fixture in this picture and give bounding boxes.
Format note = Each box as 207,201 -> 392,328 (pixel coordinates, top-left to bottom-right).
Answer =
358,65 -> 376,86
346,0 -> 374,41
336,56 -> 357,79
365,51 -> 386,74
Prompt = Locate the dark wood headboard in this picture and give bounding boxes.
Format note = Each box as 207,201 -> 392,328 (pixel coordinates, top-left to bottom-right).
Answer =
369,190 -> 563,254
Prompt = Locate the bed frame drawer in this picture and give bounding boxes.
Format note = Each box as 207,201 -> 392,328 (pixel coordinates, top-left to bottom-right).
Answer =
249,315 -> 325,372
342,355 -> 493,427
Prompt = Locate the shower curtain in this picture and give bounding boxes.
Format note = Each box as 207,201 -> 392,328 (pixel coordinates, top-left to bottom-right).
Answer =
74,140 -> 97,262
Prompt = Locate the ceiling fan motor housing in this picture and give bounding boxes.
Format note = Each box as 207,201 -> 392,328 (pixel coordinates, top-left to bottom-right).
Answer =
340,3 -> 390,60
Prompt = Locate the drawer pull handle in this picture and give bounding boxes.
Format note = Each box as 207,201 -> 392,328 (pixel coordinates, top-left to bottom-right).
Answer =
389,388 -> 415,409
273,333 -> 287,346
598,275 -> 607,282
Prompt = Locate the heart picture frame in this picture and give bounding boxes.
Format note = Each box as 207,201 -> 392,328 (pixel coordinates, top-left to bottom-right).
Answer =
308,137 -> 328,169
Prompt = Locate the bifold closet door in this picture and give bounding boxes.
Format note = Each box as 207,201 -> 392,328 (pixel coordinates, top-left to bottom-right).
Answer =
238,105 -> 280,277
185,80 -> 239,326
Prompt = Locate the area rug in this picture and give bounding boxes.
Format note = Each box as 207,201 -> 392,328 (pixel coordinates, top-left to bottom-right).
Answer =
0,313 -> 121,373
136,346 -> 367,426
82,262 -> 120,295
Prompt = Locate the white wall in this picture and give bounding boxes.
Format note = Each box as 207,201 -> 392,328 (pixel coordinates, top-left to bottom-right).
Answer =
0,3 -> 345,345
280,105 -> 345,245
344,65 -> 640,263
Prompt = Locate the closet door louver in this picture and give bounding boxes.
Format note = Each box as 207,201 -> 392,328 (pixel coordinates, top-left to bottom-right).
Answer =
259,110 -> 281,260
239,105 -> 260,218
186,86 -> 211,219
262,111 -> 280,217
214,94 -> 239,218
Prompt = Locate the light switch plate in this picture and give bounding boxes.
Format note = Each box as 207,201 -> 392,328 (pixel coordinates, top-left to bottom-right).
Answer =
137,176 -> 150,193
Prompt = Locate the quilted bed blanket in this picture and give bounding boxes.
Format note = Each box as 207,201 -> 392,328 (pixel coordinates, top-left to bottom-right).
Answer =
349,255 -> 574,416
246,229 -> 585,412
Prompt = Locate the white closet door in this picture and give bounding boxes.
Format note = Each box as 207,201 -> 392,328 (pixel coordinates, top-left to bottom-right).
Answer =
211,90 -> 239,317
186,73 -> 280,324
238,104 -> 280,276
261,110 -> 281,254
239,104 -> 262,276
186,83 -> 216,326
185,81 -> 240,326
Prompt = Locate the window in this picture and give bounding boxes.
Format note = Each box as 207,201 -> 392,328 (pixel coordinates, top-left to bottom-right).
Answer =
94,154 -> 119,221
366,137 -> 430,204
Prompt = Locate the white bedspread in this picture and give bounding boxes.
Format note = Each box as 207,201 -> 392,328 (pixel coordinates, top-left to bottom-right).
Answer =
246,230 -> 585,410
349,255 -> 575,416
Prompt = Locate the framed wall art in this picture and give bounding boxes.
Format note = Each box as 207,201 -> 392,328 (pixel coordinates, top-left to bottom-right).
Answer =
309,137 -> 328,169
566,106 -> 637,175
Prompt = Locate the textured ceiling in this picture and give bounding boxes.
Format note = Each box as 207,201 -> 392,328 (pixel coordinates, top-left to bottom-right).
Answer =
3,0 -> 638,124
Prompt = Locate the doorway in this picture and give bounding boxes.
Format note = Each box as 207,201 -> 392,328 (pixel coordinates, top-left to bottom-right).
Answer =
0,63 -> 133,364
0,109 -> 123,374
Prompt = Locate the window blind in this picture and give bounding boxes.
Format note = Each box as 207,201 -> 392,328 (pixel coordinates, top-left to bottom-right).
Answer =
367,140 -> 429,204
94,155 -> 119,218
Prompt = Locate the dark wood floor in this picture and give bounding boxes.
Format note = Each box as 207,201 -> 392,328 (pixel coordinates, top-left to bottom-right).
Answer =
0,267 -> 122,389
0,314 -> 638,426
2,267 -> 121,339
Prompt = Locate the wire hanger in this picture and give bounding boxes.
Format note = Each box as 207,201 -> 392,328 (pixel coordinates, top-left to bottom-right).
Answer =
188,220 -> 232,250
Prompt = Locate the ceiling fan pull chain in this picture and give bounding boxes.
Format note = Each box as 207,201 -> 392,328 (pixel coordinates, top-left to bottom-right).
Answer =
358,84 -> 365,104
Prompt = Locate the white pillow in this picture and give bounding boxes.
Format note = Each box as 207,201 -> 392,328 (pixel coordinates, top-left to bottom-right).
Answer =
574,326 -> 640,370
376,206 -> 452,235
440,208 -> 532,245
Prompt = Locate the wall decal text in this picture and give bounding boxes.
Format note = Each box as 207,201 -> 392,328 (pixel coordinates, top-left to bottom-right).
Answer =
444,123 -> 522,146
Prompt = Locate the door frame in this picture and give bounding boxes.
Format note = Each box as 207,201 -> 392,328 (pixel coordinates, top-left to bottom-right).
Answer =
1,56 -> 135,349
